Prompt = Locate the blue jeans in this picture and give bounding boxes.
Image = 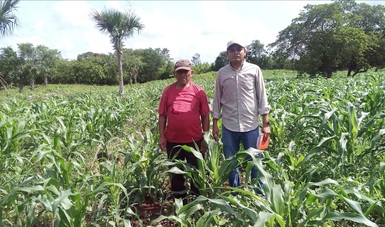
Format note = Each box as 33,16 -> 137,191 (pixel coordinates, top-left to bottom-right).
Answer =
222,126 -> 263,193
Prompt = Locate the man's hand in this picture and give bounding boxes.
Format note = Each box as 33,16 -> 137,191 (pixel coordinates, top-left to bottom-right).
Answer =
212,125 -> 219,141
200,140 -> 207,153
158,136 -> 166,152
262,124 -> 271,142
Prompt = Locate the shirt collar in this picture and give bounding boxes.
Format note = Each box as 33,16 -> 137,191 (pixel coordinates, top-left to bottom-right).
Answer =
229,60 -> 245,71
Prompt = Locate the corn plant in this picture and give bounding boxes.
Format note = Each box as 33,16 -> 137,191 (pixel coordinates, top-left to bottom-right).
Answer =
1,70 -> 385,226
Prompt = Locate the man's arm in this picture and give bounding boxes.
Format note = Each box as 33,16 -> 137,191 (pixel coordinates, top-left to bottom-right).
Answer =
158,115 -> 167,151
212,118 -> 219,141
212,73 -> 222,142
261,114 -> 271,141
261,114 -> 270,126
201,114 -> 210,133
200,114 -> 210,153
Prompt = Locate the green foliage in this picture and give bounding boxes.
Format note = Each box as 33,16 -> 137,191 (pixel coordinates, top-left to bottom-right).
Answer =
91,7 -> 144,95
0,43 -> 61,91
133,48 -> 172,82
213,51 -> 228,71
0,70 -> 385,226
246,39 -> 275,70
0,0 -> 20,38
192,62 -> 212,75
269,0 -> 385,77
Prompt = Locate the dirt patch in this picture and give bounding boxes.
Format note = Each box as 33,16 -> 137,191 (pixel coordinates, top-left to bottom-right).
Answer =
130,196 -> 177,227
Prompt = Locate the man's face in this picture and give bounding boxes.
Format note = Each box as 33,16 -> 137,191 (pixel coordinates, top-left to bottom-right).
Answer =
227,44 -> 246,63
174,69 -> 192,85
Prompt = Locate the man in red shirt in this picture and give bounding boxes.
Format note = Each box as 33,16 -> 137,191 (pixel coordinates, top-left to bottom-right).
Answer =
158,59 -> 210,202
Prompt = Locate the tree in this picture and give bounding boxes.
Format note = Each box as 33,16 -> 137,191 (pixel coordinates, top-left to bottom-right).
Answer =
246,40 -> 274,69
269,0 -> 385,77
133,48 -> 169,83
51,59 -> 73,84
0,46 -> 18,87
191,53 -> 201,65
365,33 -> 385,71
247,40 -> 265,60
156,48 -> 173,80
17,43 -> 37,90
35,45 -> 61,85
92,8 -> 144,95
122,48 -> 143,84
0,73 -> 7,89
0,0 -> 19,38
77,51 -> 98,61
213,51 -> 228,71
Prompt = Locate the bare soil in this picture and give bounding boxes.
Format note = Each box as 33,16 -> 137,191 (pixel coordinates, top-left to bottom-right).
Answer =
131,196 -> 177,227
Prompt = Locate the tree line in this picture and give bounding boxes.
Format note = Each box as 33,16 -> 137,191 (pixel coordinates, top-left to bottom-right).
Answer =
0,44 -> 214,92
1,0 -> 385,92
269,0 -> 385,77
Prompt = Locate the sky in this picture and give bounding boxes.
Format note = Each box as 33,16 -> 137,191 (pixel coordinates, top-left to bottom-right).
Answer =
1,0 -> 383,64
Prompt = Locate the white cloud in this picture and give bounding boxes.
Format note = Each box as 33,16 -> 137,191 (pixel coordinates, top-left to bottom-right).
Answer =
53,1 -> 94,27
1,0 -> 382,64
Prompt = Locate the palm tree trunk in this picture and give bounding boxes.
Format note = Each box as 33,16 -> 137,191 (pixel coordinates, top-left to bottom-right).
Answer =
117,49 -> 125,95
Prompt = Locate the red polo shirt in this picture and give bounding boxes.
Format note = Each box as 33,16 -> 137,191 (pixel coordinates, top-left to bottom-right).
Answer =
158,82 -> 210,143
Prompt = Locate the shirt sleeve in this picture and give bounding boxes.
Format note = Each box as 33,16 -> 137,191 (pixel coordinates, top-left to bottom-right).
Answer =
158,86 -> 170,116
212,72 -> 222,119
199,90 -> 211,116
255,67 -> 271,115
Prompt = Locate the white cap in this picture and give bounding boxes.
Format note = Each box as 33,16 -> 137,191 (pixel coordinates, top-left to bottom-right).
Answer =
227,39 -> 245,50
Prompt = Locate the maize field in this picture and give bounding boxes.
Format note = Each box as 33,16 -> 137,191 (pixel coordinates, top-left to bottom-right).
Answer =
0,70 -> 384,226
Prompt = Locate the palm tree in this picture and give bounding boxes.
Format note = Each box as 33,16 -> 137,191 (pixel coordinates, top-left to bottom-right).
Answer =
92,8 -> 144,95
0,0 -> 20,38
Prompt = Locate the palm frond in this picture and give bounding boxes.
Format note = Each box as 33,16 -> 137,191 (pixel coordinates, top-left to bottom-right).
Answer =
0,0 -> 20,37
91,8 -> 144,51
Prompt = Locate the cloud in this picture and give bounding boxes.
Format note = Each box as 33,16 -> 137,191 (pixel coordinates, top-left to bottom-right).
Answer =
2,0 -> 377,64
53,1 -> 94,27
